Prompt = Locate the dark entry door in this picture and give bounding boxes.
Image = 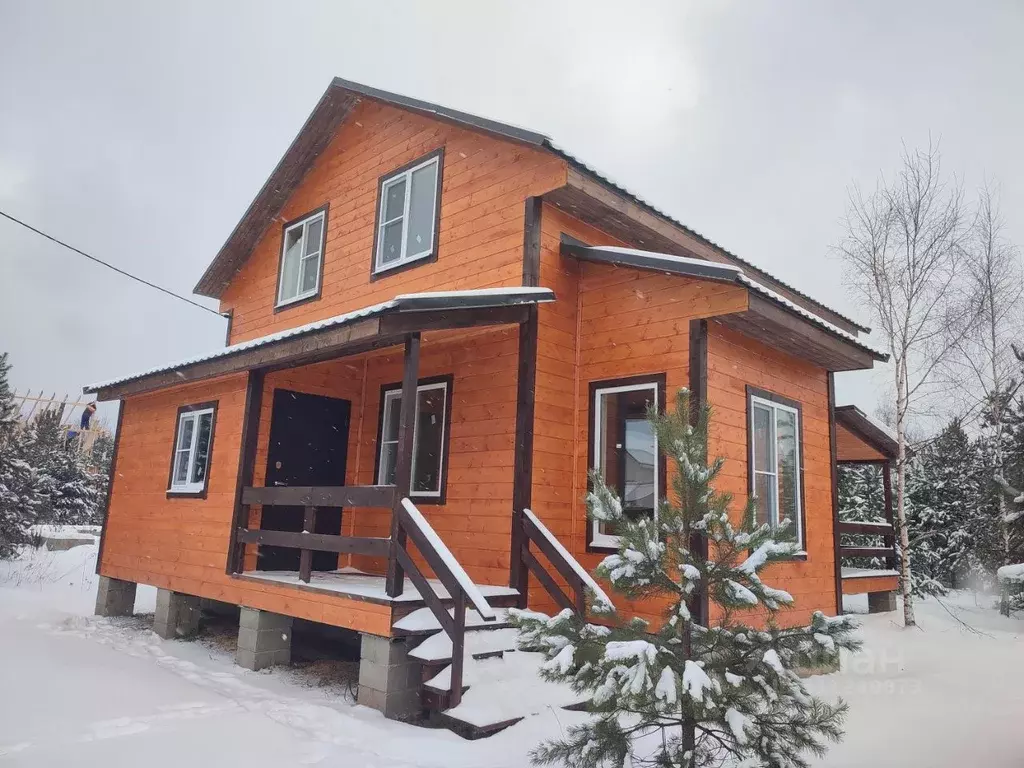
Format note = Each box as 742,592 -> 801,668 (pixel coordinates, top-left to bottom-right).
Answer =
258,389 -> 350,572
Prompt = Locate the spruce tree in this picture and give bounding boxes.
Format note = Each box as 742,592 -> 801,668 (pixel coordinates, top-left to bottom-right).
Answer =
903,420 -> 978,595
24,409 -> 102,527
512,389 -> 859,768
0,352 -> 38,558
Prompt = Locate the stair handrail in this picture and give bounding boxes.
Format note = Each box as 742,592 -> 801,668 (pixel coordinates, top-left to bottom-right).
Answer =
400,498 -> 496,621
522,508 -> 614,612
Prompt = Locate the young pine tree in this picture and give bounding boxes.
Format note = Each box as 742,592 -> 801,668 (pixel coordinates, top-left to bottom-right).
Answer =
512,389 -> 859,768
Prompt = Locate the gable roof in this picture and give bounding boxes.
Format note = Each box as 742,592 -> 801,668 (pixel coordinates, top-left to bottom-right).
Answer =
194,77 -> 870,338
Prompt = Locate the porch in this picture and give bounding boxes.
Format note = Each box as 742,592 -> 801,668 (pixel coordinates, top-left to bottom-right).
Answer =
91,287 -> 604,721
834,404 -> 900,612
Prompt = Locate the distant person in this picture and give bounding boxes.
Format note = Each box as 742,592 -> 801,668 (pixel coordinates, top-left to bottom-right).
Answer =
80,402 -> 97,430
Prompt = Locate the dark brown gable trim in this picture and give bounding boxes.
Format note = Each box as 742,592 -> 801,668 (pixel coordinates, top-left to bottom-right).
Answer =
585,373 -> 667,554
222,309 -> 234,346
745,385 -> 807,556
165,400 -> 219,500
372,373 -> 454,505
369,146 -> 445,282
273,203 -> 330,315
94,400 -> 126,575
522,196 -> 542,286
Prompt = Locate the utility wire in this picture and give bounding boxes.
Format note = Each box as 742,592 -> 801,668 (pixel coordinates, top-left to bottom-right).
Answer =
1,209 -> 225,318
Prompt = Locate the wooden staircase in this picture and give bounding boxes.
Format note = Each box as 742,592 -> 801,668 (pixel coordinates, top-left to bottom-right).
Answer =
384,503 -> 612,739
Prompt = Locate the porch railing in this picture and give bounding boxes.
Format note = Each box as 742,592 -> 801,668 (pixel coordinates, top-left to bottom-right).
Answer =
395,498 -> 496,707
235,484 -> 395,583
519,508 -> 614,615
837,520 -> 897,570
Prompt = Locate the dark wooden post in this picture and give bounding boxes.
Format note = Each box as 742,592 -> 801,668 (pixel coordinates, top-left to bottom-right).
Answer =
449,591 -> 466,707
688,319 -> 710,625
510,197 -> 542,605
227,369 -> 265,575
882,459 -> 897,570
385,333 -> 421,597
827,372 -> 844,615
299,504 -> 316,583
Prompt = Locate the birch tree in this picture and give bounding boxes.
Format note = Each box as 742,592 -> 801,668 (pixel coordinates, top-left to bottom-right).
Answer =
837,142 -> 974,627
951,182 -> 1023,565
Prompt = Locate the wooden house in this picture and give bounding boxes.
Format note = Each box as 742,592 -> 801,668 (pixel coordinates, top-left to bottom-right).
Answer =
87,78 -> 897,730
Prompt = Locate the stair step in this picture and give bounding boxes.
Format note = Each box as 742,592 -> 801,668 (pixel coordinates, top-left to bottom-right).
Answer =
392,607 -> 512,637
437,712 -> 524,740
438,651 -> 587,735
410,626 -> 519,663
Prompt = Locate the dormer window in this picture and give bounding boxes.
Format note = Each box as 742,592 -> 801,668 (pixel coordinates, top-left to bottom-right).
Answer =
372,148 -> 443,277
276,205 -> 328,308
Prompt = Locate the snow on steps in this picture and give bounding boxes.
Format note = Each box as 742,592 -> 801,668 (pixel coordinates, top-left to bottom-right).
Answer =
436,651 -> 586,737
392,606 -> 513,636
409,626 -> 519,663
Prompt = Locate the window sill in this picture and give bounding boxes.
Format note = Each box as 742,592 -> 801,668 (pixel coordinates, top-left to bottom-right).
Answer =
167,488 -> 208,499
274,290 -> 321,314
370,251 -> 436,281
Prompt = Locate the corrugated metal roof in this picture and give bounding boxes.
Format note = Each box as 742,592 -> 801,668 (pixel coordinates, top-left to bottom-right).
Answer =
85,287 -> 554,393
563,243 -> 885,360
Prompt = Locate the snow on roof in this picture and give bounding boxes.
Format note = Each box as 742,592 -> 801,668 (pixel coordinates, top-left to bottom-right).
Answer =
735,275 -> 887,358
565,243 -> 886,360
85,287 -> 554,393
85,300 -> 395,393
997,563 -> 1024,584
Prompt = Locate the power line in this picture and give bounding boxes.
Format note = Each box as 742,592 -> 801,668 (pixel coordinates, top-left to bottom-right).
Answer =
0,209 -> 225,318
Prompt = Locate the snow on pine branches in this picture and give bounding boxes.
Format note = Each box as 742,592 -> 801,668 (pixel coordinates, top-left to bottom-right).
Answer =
511,388 -> 859,768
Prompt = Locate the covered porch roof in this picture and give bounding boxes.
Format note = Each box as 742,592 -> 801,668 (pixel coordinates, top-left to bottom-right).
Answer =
85,287 -> 554,401
835,404 -> 898,460
560,240 -> 887,372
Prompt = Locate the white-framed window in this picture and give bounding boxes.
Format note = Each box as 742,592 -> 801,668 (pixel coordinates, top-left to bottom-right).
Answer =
373,152 -> 441,275
377,378 -> 450,499
590,378 -> 660,548
169,405 -> 216,494
749,393 -> 803,548
276,207 -> 326,307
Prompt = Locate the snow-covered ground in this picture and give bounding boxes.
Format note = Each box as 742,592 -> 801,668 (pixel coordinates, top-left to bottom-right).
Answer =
1,543 -> 1022,767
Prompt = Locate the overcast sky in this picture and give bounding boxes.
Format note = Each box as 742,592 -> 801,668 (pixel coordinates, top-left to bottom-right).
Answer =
2,0 -> 1022,428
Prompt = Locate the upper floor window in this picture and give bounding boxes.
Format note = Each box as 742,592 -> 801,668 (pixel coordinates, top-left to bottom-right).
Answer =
276,206 -> 327,308
748,388 -> 804,549
372,149 -> 443,276
589,375 -> 664,549
168,402 -> 217,496
376,376 -> 452,501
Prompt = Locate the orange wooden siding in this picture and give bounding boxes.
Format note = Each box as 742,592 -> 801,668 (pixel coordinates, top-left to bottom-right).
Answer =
99,374 -> 392,636
841,573 -> 898,595
836,422 -> 888,462
705,322 -> 837,625
219,100 -> 567,344
182,326 -> 521,589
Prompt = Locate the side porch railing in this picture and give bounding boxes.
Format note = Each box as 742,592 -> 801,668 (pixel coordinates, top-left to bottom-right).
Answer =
518,508 -> 614,615
837,520 -> 898,571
